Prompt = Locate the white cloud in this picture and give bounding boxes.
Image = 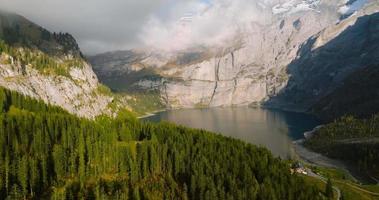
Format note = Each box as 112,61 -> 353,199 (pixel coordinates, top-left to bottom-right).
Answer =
1,0 -> 347,54
0,0 -> 167,54
140,0 -> 280,52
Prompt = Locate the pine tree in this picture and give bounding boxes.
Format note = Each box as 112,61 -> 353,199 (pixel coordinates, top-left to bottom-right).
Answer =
18,155 -> 29,198
340,192 -> 345,200
78,130 -> 86,186
52,145 -> 65,181
325,178 -> 334,199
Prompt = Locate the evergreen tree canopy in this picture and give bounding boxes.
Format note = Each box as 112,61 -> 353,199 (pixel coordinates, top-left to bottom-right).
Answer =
0,87 -> 322,199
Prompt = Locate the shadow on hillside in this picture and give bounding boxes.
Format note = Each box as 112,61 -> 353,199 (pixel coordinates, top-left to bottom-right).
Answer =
264,12 -> 379,118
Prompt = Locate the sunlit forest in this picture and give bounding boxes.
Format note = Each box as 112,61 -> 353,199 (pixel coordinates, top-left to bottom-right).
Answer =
0,87 -> 322,199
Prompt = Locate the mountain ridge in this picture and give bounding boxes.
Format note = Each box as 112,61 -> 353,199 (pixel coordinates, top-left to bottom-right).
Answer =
266,7 -> 379,114
0,11 -> 128,118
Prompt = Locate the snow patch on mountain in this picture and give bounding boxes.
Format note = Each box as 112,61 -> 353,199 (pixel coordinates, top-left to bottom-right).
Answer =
272,0 -> 321,15
339,0 -> 369,15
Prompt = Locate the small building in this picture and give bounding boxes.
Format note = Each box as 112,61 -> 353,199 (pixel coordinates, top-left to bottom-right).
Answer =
291,162 -> 308,175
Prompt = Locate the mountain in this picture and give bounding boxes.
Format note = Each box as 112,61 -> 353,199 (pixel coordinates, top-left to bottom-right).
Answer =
267,7 -> 379,112
0,9 -> 328,200
90,2 -> 338,109
0,11 -> 125,118
90,0 -> 379,114
311,64 -> 379,121
0,10 -> 82,58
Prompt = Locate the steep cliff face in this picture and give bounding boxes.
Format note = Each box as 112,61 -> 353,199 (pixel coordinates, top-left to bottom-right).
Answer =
156,10 -> 335,109
0,58 -> 114,118
267,4 -> 379,111
90,0 -> 379,111
0,11 -> 121,118
91,11 -> 336,109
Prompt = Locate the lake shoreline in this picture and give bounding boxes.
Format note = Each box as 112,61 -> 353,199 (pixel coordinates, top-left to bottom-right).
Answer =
293,139 -> 349,170
137,109 -> 166,119
293,127 -> 379,184
144,107 -> 321,158
293,124 -> 352,170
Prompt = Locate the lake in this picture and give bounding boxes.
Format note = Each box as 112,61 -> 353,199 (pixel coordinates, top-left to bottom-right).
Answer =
144,107 -> 320,158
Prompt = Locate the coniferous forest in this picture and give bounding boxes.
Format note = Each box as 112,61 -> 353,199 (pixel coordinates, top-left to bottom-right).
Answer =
305,115 -> 379,176
0,87 -> 323,199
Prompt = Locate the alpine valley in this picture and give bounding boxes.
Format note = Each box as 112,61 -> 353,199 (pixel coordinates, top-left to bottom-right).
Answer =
0,0 -> 379,199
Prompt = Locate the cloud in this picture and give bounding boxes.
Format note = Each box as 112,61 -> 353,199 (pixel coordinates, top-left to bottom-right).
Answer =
139,0 -> 349,53
140,0 -> 279,52
0,0 -> 345,54
0,0 -> 167,54
0,0 -> 282,54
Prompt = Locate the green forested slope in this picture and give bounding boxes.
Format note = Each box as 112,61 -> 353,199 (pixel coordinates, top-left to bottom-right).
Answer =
305,62 -> 379,180
304,115 -> 379,176
0,87 -> 322,199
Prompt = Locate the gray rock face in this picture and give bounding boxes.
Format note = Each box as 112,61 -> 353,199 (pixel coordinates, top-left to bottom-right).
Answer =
0,11 -> 124,118
90,0 -> 379,111
267,5 -> 379,111
0,55 -> 114,118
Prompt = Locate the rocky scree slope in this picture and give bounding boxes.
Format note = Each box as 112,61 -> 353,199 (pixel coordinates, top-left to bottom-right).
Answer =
0,11 -> 123,118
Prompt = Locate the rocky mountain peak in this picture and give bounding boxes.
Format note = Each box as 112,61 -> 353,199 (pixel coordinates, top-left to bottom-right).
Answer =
0,11 -> 83,58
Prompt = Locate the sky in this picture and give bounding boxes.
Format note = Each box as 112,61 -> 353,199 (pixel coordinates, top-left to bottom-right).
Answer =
0,0 -> 310,55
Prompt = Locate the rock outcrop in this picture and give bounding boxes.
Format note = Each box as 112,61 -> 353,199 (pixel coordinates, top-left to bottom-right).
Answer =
0,58 -> 113,118
0,11 -> 121,118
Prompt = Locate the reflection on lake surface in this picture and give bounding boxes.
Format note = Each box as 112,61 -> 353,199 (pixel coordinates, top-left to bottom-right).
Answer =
144,107 -> 320,158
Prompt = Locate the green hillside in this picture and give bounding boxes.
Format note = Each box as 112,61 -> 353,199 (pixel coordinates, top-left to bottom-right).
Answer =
304,115 -> 379,179
0,86 -> 323,199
